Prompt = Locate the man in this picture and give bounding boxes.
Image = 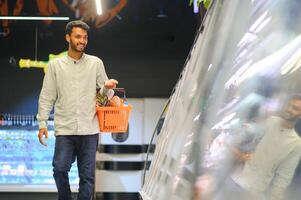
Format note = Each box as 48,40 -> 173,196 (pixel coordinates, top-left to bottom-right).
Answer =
37,20 -> 118,200
284,118 -> 301,199
229,95 -> 301,200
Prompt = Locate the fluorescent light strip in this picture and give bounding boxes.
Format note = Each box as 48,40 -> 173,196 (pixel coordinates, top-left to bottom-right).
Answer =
96,0 -> 103,15
193,0 -> 199,13
0,16 -> 69,20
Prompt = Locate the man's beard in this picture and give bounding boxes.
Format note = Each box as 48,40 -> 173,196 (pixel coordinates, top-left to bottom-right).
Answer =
282,111 -> 299,123
70,39 -> 86,52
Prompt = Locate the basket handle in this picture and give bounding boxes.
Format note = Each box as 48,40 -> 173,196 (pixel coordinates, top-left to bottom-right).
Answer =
113,88 -> 128,105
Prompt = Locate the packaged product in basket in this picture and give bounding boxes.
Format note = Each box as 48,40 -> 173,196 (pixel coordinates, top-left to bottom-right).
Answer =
96,89 -> 114,106
108,96 -> 121,107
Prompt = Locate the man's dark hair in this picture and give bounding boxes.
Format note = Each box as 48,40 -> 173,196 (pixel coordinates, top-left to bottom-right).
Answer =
65,20 -> 90,35
290,94 -> 301,101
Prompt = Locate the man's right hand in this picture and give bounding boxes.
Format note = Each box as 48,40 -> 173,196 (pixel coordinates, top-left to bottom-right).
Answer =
38,128 -> 48,146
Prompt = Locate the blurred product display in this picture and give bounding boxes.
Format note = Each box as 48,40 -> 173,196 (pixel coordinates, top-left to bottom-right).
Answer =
0,114 -> 78,189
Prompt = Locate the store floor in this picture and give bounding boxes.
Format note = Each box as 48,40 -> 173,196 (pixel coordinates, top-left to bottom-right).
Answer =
0,192 -> 77,200
0,192 -> 143,200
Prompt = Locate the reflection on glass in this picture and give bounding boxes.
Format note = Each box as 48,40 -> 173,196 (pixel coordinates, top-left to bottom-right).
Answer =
141,0 -> 301,200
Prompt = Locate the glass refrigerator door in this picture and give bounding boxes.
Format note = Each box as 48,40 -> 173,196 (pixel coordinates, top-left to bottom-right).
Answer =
0,128 -> 79,191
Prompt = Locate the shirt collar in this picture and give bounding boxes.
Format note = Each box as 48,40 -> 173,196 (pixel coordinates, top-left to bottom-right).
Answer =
65,53 -> 86,64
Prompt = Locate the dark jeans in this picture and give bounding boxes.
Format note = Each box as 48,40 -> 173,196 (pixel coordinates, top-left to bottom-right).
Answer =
52,134 -> 99,200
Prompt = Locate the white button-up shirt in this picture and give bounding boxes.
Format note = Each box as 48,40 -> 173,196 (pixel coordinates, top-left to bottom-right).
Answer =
232,116 -> 301,200
37,53 -> 109,135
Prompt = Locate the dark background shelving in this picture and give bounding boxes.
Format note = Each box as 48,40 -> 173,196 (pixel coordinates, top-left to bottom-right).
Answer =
0,0 -> 199,114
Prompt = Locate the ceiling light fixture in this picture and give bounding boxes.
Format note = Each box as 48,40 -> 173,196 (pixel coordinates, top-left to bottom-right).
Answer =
0,16 -> 69,20
96,0 -> 103,15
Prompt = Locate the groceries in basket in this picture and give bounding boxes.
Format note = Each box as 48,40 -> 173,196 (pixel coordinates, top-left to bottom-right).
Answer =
96,89 -> 126,107
96,88 -> 132,133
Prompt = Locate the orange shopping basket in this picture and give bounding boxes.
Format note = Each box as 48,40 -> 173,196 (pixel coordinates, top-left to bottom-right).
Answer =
96,88 -> 132,133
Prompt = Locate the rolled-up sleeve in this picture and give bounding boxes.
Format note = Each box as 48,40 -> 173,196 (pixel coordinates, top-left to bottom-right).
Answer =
96,59 -> 110,95
36,61 -> 57,129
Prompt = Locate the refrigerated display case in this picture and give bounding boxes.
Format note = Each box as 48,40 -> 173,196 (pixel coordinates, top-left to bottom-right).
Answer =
0,114 -> 79,191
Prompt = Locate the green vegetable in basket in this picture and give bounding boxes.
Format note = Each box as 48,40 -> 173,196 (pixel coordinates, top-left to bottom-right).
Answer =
96,92 -> 108,106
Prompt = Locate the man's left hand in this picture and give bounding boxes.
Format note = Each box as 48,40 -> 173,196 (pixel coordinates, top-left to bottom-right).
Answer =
105,79 -> 118,89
